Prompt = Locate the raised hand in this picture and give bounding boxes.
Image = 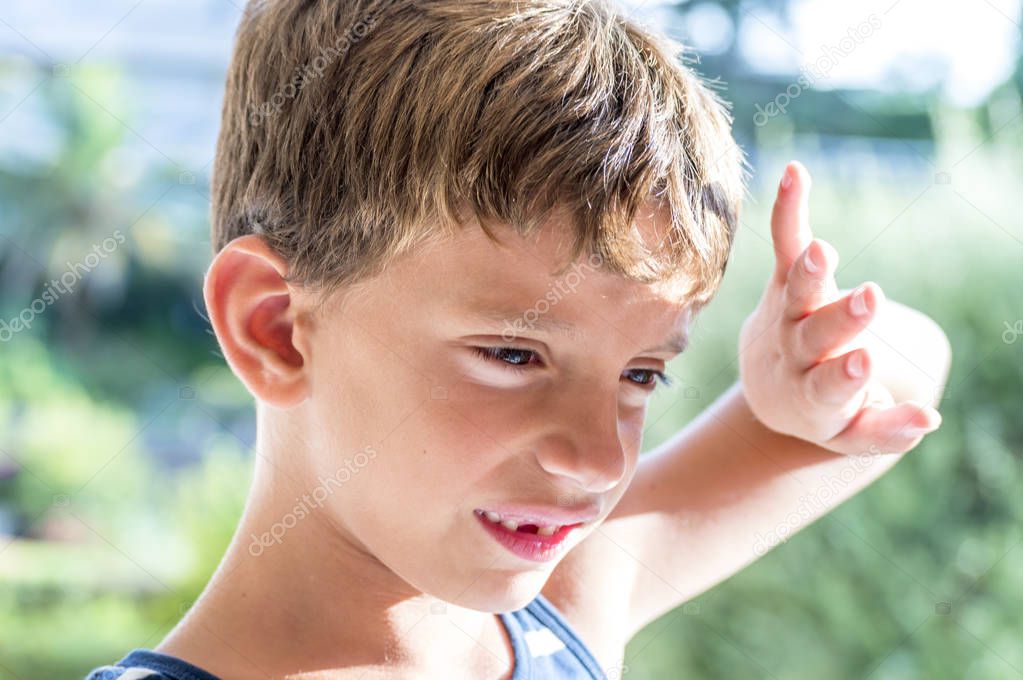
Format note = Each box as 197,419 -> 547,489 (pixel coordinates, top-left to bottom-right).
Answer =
738,161 -> 942,456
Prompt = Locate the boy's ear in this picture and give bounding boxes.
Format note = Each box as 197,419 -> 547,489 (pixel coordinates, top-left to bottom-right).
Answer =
203,234 -> 310,409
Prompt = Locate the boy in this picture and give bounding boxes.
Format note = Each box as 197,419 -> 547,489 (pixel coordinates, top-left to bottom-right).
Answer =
88,0 -> 950,678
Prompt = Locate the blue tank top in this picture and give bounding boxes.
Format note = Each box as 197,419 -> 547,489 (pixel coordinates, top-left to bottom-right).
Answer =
498,592 -> 608,679
85,593 -> 607,679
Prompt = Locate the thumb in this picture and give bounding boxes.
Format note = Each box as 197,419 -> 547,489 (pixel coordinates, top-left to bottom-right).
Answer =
770,161 -> 814,285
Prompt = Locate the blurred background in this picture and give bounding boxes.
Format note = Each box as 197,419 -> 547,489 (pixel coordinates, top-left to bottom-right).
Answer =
1,0 -> 1020,677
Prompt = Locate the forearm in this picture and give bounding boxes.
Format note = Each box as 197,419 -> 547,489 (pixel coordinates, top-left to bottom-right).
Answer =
637,383 -> 900,591
672,381 -> 898,541
617,383 -> 903,627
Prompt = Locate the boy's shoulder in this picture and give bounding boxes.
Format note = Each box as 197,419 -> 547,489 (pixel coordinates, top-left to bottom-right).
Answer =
541,529 -> 641,670
85,649 -> 220,680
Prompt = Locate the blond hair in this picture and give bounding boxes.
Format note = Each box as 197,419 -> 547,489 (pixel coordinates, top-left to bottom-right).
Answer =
211,0 -> 746,304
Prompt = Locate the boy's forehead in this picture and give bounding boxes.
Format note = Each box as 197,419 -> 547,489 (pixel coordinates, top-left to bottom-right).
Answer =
433,219 -> 695,307
456,258 -> 694,315
465,295 -> 693,355
425,223 -> 694,350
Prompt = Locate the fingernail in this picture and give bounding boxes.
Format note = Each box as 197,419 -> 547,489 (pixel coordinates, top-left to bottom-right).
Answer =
850,286 -> 870,317
846,351 -> 865,378
803,245 -> 820,274
922,410 -> 942,430
780,165 -> 794,189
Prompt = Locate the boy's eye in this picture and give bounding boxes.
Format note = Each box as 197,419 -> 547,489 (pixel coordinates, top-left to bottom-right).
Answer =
473,346 -> 672,391
473,346 -> 539,367
623,368 -> 673,390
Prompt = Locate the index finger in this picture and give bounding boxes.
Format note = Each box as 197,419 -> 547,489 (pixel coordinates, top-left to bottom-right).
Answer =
771,160 -> 814,286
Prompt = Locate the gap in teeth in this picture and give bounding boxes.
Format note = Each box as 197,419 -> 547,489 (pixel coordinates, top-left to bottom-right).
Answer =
477,509 -> 559,535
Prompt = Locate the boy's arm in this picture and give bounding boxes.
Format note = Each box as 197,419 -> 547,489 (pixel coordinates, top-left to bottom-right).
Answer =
547,162 -> 950,644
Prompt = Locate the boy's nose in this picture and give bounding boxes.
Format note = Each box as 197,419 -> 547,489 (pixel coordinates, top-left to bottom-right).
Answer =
532,388 -> 628,493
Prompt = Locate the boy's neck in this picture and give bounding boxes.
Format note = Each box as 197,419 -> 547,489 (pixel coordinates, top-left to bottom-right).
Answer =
157,456 -> 515,679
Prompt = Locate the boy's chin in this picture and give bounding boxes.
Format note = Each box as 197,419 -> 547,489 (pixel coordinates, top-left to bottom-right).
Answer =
429,566 -> 554,613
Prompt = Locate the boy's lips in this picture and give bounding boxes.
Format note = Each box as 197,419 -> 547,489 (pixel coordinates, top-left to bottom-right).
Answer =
473,505 -> 598,562
472,503 -> 601,534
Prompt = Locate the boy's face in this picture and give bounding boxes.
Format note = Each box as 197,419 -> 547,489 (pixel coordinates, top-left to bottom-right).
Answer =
293,215 -> 693,611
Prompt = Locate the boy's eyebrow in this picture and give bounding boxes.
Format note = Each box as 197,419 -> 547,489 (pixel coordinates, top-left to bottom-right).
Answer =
469,308 -> 690,355
649,331 -> 689,355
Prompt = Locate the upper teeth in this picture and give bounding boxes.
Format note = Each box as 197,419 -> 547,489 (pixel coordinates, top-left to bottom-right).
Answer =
478,509 -> 560,536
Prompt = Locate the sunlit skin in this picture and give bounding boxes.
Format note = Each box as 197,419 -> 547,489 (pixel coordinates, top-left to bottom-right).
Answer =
157,161 -> 949,679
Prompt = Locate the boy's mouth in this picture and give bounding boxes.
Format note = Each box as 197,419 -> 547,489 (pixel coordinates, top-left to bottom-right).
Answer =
475,509 -> 566,536
473,507 -> 593,562
472,503 -> 599,536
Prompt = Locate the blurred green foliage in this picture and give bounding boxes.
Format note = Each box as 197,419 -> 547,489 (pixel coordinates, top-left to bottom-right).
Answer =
1,17 -> 1022,680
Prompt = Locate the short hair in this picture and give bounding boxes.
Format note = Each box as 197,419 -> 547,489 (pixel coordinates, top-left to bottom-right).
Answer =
211,0 -> 746,305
